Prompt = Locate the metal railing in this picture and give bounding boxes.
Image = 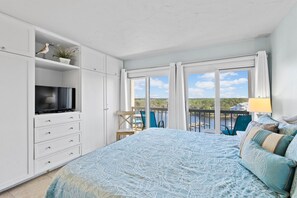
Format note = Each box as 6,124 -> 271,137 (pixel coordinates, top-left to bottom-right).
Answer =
132,107 -> 249,132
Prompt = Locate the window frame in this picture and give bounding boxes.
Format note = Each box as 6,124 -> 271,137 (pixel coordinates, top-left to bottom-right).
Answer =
128,67 -> 170,129
184,56 -> 255,132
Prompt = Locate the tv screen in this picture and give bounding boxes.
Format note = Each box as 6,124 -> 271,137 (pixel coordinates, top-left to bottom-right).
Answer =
35,86 -> 75,114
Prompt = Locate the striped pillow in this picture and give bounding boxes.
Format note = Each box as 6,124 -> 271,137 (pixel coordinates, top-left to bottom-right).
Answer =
241,128 -> 293,156
239,122 -> 279,155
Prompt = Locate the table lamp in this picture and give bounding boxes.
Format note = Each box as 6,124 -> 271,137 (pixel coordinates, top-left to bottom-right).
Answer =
247,98 -> 272,118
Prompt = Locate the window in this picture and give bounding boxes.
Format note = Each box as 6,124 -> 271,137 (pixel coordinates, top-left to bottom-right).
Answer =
185,56 -> 255,132
187,72 -> 215,132
128,68 -> 170,129
220,70 -> 250,130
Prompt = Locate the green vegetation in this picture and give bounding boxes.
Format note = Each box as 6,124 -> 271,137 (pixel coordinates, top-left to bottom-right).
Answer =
133,98 -> 248,110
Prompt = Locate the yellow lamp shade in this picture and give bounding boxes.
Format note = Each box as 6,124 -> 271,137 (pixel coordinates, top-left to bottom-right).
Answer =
247,98 -> 272,113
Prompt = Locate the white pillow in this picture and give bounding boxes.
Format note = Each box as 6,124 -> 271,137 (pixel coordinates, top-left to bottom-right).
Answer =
282,115 -> 297,124
236,130 -> 247,148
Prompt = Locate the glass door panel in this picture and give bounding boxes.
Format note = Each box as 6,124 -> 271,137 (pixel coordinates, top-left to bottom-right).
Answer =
149,76 -> 169,128
130,78 -> 146,130
187,72 -> 215,132
220,70 -> 250,134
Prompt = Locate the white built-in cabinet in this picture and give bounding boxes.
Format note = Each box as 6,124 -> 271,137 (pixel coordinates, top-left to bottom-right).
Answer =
0,14 -> 34,57
105,75 -> 120,144
34,112 -> 82,174
81,70 -> 105,154
0,51 -> 34,190
81,46 -> 106,72
106,55 -> 123,76
81,47 -> 123,150
0,12 -> 123,192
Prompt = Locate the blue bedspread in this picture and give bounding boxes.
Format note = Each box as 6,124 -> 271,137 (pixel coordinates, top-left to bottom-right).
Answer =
46,128 -> 278,198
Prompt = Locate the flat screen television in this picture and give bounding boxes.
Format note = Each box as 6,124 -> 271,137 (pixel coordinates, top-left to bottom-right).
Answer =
35,85 -> 76,114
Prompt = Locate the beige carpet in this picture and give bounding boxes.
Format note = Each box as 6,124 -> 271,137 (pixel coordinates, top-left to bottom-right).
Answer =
0,169 -> 60,198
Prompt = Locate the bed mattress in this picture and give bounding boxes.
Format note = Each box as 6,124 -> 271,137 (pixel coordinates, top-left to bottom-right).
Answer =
46,128 -> 278,198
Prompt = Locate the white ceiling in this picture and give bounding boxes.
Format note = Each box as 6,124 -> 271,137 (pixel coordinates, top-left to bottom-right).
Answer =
0,0 -> 296,60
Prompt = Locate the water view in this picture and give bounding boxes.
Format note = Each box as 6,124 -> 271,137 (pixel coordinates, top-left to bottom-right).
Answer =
131,70 -> 250,132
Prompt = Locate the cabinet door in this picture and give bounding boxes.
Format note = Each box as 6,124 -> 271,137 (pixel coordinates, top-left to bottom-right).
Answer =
0,14 -> 34,57
106,55 -> 123,76
81,69 -> 105,154
0,52 -> 33,188
105,75 -> 120,144
81,46 -> 105,73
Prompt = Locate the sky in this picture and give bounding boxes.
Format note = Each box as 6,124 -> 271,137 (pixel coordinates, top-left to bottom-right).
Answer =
188,71 -> 249,98
133,71 -> 249,99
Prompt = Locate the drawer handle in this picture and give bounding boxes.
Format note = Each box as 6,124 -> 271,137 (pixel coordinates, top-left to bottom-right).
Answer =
1,46 -> 5,50
47,146 -> 51,149
69,140 -> 74,142
47,132 -> 51,134
69,152 -> 74,155
69,127 -> 74,130
46,120 -> 51,122
47,161 -> 51,164
69,117 -> 74,119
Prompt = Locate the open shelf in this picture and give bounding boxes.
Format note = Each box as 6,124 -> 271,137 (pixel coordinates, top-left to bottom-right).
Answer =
35,27 -> 80,67
35,57 -> 80,71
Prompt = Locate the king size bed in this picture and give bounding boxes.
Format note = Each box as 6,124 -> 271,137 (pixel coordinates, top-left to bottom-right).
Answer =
46,128 -> 284,198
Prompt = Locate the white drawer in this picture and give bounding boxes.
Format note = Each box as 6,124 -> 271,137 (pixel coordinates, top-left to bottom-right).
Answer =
35,145 -> 81,174
35,112 -> 80,127
35,134 -> 81,159
35,122 -> 80,143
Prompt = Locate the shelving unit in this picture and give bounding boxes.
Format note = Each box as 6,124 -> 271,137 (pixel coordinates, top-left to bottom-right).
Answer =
35,57 -> 79,71
35,27 -> 80,67
34,28 -> 82,112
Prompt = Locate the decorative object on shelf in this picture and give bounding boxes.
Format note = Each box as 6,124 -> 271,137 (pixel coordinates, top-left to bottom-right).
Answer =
35,43 -> 53,58
53,46 -> 78,65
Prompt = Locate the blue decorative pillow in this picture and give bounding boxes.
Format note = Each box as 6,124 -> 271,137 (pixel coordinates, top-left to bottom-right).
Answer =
252,129 -> 293,156
285,136 -> 297,197
279,122 -> 297,136
257,114 -> 279,125
241,141 -> 296,196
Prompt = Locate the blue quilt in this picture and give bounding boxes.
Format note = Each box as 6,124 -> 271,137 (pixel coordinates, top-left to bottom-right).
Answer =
46,128 -> 278,198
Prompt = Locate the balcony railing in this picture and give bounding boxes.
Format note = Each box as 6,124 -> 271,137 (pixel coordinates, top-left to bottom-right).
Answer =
132,107 -> 249,132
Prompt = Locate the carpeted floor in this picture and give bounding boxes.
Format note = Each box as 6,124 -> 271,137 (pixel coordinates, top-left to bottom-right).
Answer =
0,168 -> 60,198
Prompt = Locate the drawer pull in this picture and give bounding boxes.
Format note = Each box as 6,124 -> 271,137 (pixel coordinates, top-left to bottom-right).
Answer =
47,161 -> 51,164
69,117 -> 74,119
47,132 -> 51,134
69,127 -> 74,130
47,146 -> 51,149
1,46 -> 5,50
46,120 -> 51,122
69,140 -> 74,142
69,152 -> 74,155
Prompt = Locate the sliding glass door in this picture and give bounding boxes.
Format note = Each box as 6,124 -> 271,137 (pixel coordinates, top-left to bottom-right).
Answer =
130,75 -> 169,130
185,58 -> 254,133
187,72 -> 216,132
149,76 -> 169,128
130,78 -> 146,130
220,70 -> 251,131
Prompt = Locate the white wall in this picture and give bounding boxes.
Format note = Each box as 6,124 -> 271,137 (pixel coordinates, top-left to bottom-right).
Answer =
124,37 -> 271,70
271,4 -> 297,118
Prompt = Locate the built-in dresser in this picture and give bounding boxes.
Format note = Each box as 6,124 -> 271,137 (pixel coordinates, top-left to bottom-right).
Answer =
34,112 -> 82,174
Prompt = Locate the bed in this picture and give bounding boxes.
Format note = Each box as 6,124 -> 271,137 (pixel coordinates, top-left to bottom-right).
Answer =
46,128 -> 278,198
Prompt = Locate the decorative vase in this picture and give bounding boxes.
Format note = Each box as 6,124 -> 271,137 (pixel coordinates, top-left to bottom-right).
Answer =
59,57 -> 71,64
